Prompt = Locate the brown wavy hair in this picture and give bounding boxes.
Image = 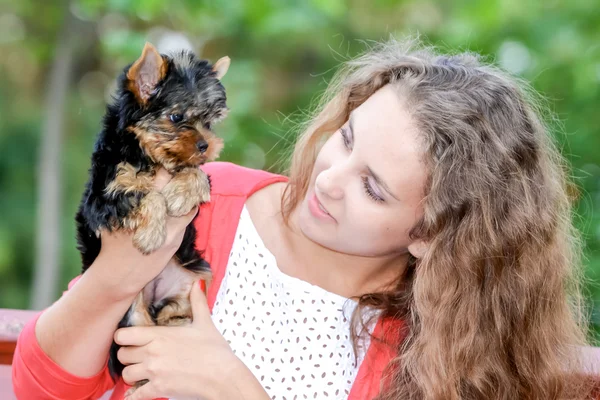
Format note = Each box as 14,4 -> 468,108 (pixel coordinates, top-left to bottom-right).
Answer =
280,37 -> 599,399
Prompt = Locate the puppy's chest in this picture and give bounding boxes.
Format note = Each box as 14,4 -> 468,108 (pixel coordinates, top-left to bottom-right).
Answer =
208,206 -> 375,399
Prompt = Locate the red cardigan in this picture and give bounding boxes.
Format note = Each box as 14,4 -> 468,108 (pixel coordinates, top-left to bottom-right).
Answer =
12,162 -> 404,400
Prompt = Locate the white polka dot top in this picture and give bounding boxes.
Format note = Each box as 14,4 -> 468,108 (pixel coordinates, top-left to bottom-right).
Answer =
210,205 -> 377,399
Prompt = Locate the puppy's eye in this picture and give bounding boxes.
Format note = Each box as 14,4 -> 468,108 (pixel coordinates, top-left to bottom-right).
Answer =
169,114 -> 184,123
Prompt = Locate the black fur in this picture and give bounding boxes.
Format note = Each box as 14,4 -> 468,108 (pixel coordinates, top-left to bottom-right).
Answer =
75,49 -> 226,379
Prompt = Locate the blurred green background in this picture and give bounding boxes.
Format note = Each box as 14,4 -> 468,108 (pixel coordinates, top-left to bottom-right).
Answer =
1,0 -> 599,338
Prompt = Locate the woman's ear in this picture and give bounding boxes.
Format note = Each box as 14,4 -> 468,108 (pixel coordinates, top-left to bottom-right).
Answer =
408,239 -> 429,259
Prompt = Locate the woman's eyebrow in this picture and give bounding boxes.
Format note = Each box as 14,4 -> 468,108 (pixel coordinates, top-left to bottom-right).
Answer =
349,112 -> 400,202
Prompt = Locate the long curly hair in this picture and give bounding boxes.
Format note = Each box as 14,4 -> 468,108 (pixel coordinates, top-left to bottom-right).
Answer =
281,36 -> 599,399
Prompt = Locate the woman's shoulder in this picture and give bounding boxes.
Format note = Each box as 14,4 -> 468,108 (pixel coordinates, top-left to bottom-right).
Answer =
200,162 -> 288,197
193,162 -> 288,258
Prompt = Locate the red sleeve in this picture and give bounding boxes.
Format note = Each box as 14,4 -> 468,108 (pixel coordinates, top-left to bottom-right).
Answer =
11,277 -> 115,400
348,318 -> 406,400
12,161 -> 284,400
196,162 -> 288,311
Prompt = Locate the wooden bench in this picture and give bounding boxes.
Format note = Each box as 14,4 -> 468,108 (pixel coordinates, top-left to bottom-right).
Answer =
0,309 -> 36,365
1,309 -> 38,399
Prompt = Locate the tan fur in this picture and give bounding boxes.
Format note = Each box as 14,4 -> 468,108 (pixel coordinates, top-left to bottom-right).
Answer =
128,124 -> 224,172
104,162 -> 155,197
161,168 -> 211,217
128,191 -> 167,254
155,299 -> 192,326
161,129 -> 205,166
103,162 -> 167,254
203,131 -> 225,162
129,291 -> 154,327
129,126 -> 197,170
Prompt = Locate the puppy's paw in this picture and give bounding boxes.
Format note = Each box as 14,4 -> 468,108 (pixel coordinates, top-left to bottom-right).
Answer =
131,191 -> 167,254
163,191 -> 200,218
162,168 -> 210,217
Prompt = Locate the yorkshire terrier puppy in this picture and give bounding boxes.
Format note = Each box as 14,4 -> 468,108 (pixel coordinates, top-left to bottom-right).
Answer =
75,42 -> 230,388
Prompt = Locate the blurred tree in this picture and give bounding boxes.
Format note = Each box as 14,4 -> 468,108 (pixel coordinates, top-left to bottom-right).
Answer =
32,1 -> 74,309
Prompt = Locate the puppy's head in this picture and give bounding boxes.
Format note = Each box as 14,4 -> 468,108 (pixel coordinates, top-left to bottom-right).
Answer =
119,42 -> 229,170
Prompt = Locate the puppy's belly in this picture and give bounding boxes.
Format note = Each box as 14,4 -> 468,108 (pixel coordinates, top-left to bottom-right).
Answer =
128,258 -> 200,327
151,258 -> 198,303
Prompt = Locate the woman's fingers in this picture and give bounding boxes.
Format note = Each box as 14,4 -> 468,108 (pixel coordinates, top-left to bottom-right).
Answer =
117,345 -> 146,365
153,168 -> 173,191
164,205 -> 198,242
190,279 -> 210,327
177,205 -> 199,226
122,363 -> 148,387
114,327 -> 157,347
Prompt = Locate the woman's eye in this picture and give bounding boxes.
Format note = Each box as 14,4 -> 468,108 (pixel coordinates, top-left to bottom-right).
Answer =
340,127 -> 352,149
169,114 -> 184,123
362,177 -> 384,202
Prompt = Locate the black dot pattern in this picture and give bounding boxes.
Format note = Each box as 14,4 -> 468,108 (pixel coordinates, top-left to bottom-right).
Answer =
209,206 -> 376,399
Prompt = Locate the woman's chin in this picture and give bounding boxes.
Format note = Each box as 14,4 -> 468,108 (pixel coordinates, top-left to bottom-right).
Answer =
297,204 -> 327,243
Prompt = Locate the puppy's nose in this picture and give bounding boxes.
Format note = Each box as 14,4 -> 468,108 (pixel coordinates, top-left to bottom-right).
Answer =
196,140 -> 208,153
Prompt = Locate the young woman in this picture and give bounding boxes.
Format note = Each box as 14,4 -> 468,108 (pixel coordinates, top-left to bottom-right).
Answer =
12,37 -> 600,400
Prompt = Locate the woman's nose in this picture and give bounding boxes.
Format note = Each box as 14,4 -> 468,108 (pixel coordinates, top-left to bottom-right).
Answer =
315,168 -> 344,200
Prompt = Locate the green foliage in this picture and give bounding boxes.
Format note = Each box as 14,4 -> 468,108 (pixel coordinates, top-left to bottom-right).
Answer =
1,0 -> 599,339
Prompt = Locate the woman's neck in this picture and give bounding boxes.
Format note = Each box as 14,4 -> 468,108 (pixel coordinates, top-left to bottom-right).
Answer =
282,207 -> 409,299
246,182 -> 409,299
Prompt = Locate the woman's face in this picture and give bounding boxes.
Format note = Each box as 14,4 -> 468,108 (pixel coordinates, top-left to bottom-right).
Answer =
298,85 -> 428,258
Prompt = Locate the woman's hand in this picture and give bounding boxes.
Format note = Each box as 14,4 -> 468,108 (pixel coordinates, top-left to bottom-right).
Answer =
93,168 -> 197,298
115,281 -> 269,400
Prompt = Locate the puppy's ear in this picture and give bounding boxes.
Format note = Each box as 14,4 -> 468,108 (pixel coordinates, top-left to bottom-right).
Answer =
212,56 -> 230,80
127,42 -> 168,104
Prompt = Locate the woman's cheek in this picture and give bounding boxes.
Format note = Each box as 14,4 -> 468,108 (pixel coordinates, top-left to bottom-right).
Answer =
347,199 -> 379,233
362,210 -> 396,239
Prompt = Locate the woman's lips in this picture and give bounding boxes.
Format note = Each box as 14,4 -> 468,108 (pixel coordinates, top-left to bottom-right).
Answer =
308,193 -> 335,222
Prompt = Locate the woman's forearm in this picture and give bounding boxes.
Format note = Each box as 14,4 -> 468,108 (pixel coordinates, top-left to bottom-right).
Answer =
35,256 -> 140,377
33,169 -> 194,378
